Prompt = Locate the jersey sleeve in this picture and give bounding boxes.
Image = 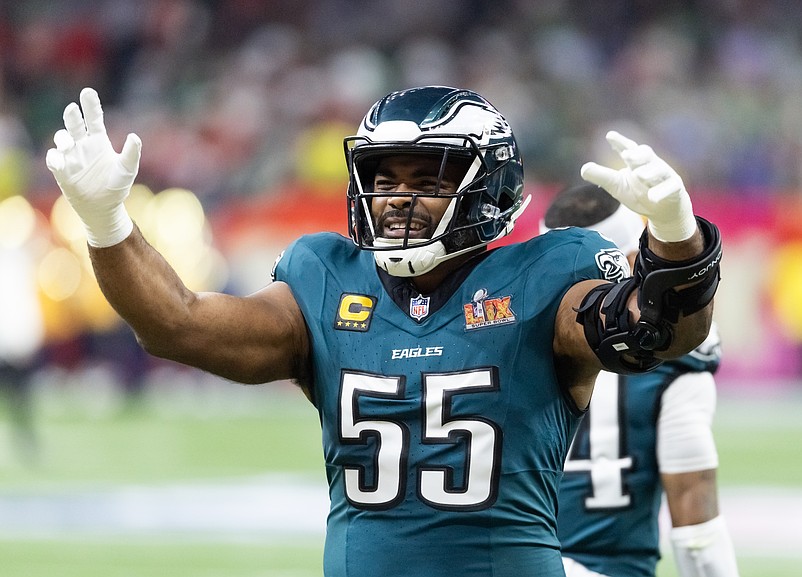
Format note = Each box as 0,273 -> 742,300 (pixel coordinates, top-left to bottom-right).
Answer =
271,233 -> 334,287
270,234 -> 342,327
271,236 -> 306,285
656,371 -> 719,474
536,227 -> 630,290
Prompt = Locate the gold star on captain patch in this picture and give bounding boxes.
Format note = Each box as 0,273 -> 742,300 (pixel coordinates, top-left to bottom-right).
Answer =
334,293 -> 376,332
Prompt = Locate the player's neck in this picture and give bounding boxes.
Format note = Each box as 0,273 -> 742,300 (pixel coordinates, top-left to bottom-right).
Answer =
410,247 -> 486,295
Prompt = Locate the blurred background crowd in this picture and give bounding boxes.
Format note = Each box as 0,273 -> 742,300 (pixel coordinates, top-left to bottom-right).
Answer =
1,0 -> 801,442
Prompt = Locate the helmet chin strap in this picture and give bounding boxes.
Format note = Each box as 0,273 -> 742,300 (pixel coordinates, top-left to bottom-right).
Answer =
372,196 -> 458,277
373,193 -> 532,278
373,237 -> 448,277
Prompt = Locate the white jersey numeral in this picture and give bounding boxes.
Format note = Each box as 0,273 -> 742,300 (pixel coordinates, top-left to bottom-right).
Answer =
340,372 -> 406,506
340,368 -> 500,510
564,372 -> 633,509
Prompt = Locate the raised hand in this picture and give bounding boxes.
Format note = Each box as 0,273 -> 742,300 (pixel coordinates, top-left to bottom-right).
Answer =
580,131 -> 696,243
46,87 -> 141,247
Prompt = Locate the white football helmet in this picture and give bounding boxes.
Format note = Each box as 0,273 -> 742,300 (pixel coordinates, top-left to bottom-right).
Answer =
344,86 -> 529,277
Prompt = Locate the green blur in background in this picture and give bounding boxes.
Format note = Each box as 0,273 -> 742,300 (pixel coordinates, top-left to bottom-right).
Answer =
0,375 -> 800,577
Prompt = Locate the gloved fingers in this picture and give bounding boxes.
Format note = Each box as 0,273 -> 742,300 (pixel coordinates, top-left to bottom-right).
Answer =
633,158 -> 670,188
80,87 -> 107,136
580,161 -> 622,194
53,129 -> 74,152
647,174 -> 684,204
63,102 -> 88,142
605,130 -> 639,155
119,133 -> 142,173
619,144 -> 656,171
45,148 -> 65,173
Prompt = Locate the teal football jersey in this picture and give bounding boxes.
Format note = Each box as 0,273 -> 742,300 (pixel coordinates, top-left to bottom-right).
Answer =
273,228 -> 619,577
557,343 -> 721,577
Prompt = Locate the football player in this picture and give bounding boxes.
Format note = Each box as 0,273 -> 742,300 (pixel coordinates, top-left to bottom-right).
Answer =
46,86 -> 721,577
543,183 -> 739,577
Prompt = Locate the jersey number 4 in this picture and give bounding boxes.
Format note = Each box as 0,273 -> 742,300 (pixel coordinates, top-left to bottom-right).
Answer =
339,368 -> 501,511
564,372 -> 633,509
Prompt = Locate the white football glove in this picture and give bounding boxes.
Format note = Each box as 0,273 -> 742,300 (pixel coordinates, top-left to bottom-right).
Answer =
581,131 -> 696,243
45,87 -> 141,248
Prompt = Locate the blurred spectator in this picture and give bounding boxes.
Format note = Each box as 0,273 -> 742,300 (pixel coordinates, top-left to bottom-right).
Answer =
1,0 -> 801,192
0,0 -> 799,387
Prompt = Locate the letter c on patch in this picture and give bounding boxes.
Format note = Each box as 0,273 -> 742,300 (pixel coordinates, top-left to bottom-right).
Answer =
339,295 -> 373,321
335,293 -> 377,332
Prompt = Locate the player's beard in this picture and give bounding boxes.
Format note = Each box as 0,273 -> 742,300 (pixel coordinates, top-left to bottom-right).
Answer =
374,208 -> 435,242
367,207 -> 478,253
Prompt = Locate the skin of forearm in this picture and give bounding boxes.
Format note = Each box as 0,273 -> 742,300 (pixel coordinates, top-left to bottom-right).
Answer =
87,225 -> 309,386
663,469 -> 720,527
88,224 -> 197,354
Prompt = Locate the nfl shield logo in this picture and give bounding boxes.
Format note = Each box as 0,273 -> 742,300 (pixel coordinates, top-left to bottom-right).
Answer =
410,295 -> 430,320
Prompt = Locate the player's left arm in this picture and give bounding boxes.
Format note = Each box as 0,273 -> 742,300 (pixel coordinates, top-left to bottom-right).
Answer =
658,371 -> 740,577
555,132 -> 721,407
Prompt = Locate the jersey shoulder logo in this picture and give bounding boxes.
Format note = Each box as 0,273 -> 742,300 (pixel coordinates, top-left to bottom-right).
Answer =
463,288 -> 516,330
595,248 -> 630,282
335,293 -> 377,332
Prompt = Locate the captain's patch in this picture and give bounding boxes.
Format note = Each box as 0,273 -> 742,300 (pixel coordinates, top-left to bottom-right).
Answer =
335,293 -> 377,332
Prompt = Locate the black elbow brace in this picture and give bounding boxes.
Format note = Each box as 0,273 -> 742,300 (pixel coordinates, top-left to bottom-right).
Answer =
575,216 -> 722,374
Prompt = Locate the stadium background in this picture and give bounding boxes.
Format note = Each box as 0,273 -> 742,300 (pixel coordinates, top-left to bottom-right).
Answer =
0,1 -> 800,576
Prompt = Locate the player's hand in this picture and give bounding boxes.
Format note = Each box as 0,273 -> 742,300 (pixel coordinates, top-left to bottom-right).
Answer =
45,87 -> 141,247
580,131 -> 696,243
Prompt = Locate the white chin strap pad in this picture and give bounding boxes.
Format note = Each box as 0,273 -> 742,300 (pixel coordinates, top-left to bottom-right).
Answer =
373,240 -> 447,277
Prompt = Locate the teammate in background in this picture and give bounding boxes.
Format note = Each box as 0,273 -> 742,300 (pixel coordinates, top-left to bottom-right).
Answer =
542,183 -> 738,577
45,86 -> 722,577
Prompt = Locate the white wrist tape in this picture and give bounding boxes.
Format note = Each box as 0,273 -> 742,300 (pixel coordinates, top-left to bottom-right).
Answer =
670,516 -> 740,577
647,200 -> 697,244
80,202 -> 134,248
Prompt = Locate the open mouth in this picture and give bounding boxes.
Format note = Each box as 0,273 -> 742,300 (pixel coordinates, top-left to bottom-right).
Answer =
376,209 -> 433,239
382,217 -> 430,239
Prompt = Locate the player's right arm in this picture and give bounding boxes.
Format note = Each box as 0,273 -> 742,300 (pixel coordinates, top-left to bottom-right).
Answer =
88,228 -> 309,384
46,88 -> 311,387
